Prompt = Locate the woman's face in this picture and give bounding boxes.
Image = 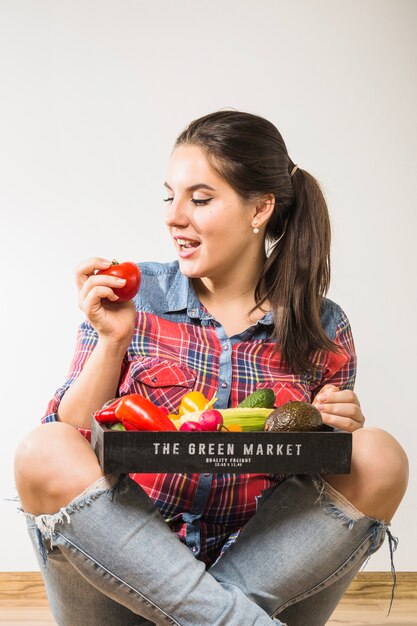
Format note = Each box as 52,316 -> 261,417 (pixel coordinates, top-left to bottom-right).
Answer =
164,144 -> 263,282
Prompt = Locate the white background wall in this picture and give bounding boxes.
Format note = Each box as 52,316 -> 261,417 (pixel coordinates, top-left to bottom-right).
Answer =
1,0 -> 416,572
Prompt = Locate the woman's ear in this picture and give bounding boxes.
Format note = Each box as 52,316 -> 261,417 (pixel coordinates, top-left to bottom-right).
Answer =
251,194 -> 276,229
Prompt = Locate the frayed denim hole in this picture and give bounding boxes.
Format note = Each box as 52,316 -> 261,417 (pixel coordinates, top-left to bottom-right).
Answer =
24,518 -> 51,567
4,495 -> 20,505
312,476 -> 399,617
28,476 -> 123,546
385,528 -> 399,616
312,475 -> 363,530
364,527 -> 399,617
368,522 -> 389,556
34,526 -> 49,567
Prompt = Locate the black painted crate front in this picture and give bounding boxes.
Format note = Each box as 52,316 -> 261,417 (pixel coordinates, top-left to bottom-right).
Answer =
91,419 -> 352,474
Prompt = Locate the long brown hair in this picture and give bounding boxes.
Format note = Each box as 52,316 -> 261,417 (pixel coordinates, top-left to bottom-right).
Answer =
174,110 -> 339,373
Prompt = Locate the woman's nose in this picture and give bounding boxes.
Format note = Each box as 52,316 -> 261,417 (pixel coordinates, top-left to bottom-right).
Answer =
164,198 -> 189,228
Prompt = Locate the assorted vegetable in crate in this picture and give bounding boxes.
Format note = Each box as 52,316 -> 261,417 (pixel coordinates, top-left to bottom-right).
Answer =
178,391 -> 216,415
179,407 -> 273,431
93,398 -> 121,424
180,409 -> 225,432
176,388 -> 276,431
94,388 -> 277,432
237,388 -> 276,409
94,388 -> 328,434
115,395 -> 177,432
94,394 -> 176,431
91,388 -> 350,476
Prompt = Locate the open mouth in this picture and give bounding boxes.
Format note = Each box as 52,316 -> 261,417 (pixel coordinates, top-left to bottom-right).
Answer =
176,238 -> 200,250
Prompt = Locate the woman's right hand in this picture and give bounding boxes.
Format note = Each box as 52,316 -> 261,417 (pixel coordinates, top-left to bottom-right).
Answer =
76,257 -> 137,347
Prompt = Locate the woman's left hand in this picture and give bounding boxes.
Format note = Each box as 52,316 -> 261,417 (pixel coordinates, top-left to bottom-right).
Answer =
312,384 -> 365,431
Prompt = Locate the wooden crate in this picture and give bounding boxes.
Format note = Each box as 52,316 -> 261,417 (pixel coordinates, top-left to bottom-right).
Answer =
91,419 -> 352,474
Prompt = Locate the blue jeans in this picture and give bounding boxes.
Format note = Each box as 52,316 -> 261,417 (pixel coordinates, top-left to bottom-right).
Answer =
22,473 -> 389,626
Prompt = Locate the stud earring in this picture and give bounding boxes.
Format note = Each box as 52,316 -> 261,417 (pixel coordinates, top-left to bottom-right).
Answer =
252,219 -> 259,234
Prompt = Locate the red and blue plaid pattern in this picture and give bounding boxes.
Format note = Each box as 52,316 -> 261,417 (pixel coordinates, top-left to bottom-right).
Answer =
42,304 -> 356,566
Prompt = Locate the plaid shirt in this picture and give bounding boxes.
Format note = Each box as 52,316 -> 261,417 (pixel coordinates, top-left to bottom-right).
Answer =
42,261 -> 357,567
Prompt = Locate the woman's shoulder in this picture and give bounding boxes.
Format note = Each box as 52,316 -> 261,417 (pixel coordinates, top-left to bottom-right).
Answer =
320,297 -> 352,340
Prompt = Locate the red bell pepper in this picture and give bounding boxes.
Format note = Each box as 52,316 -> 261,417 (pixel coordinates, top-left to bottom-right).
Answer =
121,418 -> 139,431
94,398 -> 122,424
115,394 -> 177,431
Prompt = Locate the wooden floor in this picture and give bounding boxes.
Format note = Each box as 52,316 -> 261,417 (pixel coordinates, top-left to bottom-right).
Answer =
1,571 -> 416,626
0,598 -> 416,625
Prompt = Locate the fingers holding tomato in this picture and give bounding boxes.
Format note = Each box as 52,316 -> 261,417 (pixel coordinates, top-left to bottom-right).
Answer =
96,261 -> 141,302
76,259 -> 141,301
76,258 -> 141,345
80,278 -> 122,310
75,257 -> 114,290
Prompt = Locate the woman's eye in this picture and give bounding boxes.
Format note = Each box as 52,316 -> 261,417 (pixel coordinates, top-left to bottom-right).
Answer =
192,198 -> 211,205
163,197 -> 212,205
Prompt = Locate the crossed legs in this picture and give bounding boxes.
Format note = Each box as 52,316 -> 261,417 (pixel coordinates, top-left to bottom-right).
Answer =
15,423 -> 408,625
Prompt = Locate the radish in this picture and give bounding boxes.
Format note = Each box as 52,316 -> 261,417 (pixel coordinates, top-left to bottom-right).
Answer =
179,421 -> 204,432
198,410 -> 223,432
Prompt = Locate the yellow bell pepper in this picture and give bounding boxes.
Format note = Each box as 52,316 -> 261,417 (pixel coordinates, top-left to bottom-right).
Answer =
178,391 -> 216,416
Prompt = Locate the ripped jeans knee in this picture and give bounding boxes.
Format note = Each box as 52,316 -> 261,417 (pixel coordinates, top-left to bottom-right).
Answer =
312,474 -> 399,614
312,475 -> 391,551
20,473 -> 126,566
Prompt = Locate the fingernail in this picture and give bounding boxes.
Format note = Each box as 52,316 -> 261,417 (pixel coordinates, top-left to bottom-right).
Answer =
316,394 -> 327,402
316,403 -> 325,411
115,278 -> 126,284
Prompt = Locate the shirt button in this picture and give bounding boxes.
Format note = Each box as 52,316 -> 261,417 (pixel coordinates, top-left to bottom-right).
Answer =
223,344 -> 229,351
221,382 -> 228,388
192,546 -> 197,553
204,473 -> 211,477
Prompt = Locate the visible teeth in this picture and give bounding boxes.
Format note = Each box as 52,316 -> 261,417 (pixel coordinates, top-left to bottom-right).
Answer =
177,238 -> 197,248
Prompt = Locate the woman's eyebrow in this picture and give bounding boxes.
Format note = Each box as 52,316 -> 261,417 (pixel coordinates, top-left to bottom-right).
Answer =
163,182 -> 216,192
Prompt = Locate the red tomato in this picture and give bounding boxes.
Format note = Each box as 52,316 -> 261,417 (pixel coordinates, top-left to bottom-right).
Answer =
97,260 -> 141,302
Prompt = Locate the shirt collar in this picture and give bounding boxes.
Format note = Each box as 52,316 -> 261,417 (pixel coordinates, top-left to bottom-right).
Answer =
164,269 -> 201,318
164,265 -> 274,325
257,310 -> 273,325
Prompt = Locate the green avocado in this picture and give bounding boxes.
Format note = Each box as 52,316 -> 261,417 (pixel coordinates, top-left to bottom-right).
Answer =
263,401 -> 323,432
238,388 -> 276,409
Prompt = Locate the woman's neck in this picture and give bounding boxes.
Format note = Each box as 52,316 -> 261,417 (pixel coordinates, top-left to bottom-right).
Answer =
193,251 -> 266,305
192,267 -> 270,337
194,276 -> 256,310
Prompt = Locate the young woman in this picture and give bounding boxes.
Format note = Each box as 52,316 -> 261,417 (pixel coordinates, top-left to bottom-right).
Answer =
14,110 -> 408,626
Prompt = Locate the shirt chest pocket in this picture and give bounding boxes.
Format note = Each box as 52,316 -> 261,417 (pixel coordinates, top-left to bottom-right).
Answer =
119,357 -> 197,413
